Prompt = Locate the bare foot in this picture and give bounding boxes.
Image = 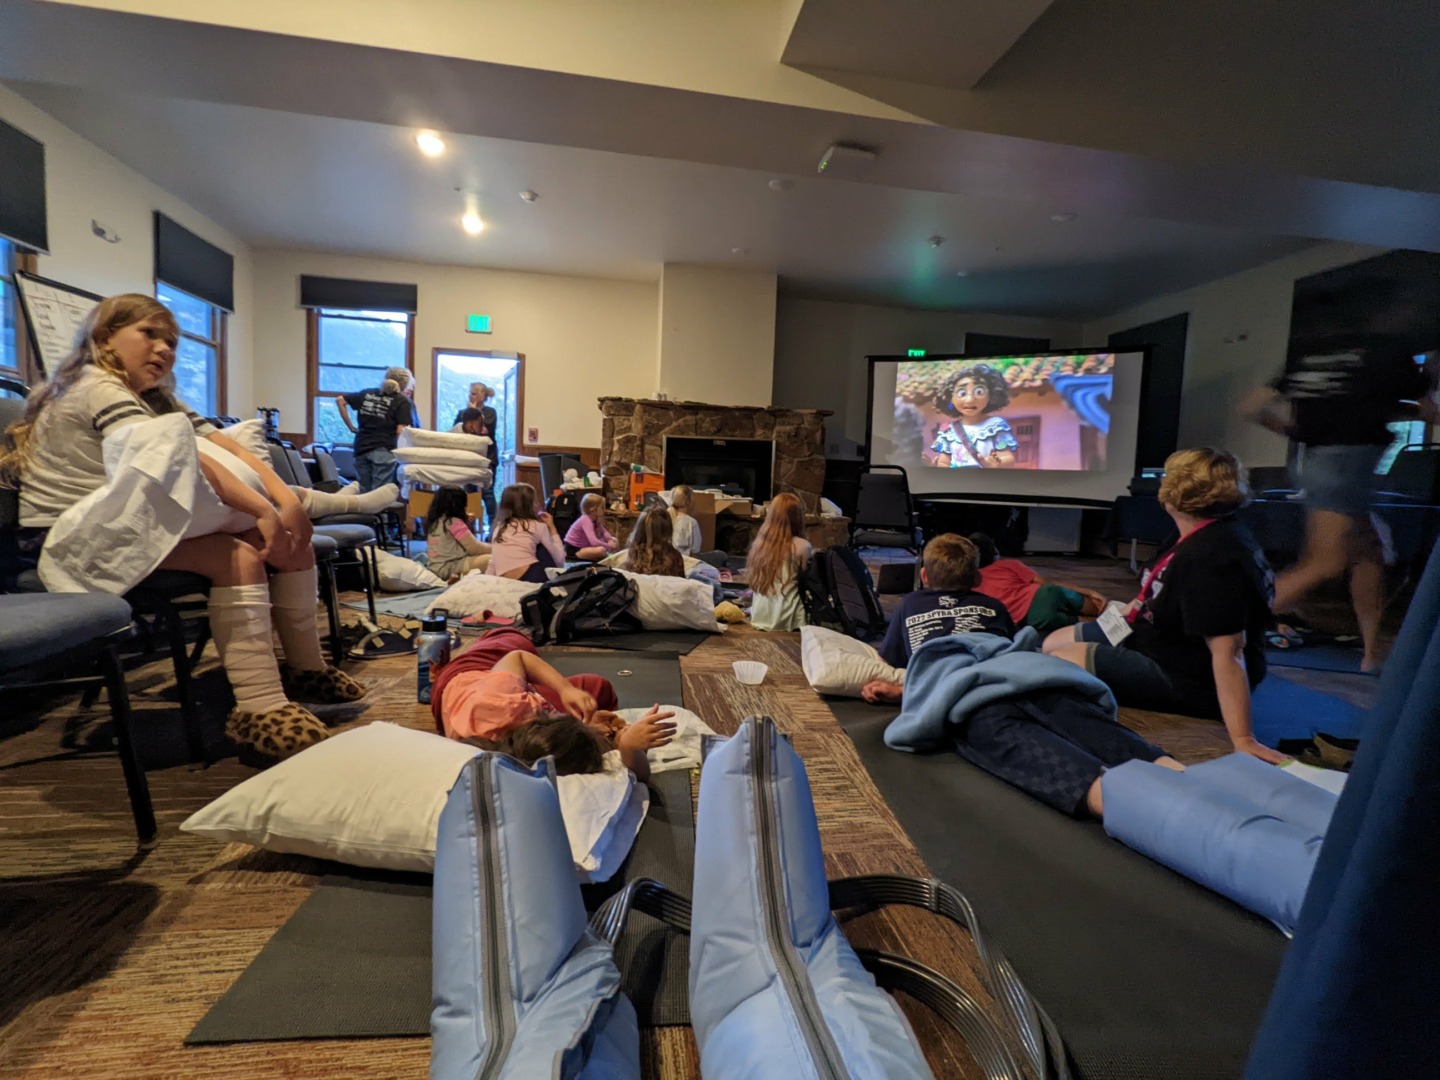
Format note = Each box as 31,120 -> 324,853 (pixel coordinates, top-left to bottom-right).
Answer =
860,679 -> 904,704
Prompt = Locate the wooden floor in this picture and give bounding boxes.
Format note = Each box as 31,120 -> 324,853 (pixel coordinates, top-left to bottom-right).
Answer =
0,557 -> 1380,1079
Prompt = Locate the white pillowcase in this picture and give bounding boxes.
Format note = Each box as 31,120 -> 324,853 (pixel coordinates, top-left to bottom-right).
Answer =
614,705 -> 715,773
181,722 -> 645,878
373,548 -> 447,592
402,462 -> 494,488
394,445 -> 490,466
221,417 -> 270,459
800,625 -> 906,697
428,572 -> 539,620
400,427 -> 493,456
619,570 -> 724,632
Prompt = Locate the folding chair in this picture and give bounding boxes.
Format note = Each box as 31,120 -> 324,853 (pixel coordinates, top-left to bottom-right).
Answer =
851,464 -> 921,553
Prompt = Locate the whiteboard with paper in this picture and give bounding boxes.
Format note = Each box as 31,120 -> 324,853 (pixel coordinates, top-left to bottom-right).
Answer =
14,271 -> 103,379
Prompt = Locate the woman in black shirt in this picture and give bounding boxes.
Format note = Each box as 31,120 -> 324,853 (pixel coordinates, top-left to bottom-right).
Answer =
1044,448 -> 1286,764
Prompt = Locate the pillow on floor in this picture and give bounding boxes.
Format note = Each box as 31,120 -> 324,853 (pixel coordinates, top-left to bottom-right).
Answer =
800,625 -> 905,697
427,572 -> 539,620
374,549 -> 447,592
619,570 -> 724,632
180,722 -> 638,877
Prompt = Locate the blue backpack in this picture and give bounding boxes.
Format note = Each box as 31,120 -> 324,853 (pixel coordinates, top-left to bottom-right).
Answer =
431,753 -> 639,1079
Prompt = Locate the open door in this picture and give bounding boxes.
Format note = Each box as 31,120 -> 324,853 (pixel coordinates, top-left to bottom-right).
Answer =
433,349 -> 524,489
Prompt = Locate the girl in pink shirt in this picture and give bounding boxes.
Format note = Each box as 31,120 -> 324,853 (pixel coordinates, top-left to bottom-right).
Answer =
424,485 -> 491,582
564,492 -> 618,561
487,483 -> 567,583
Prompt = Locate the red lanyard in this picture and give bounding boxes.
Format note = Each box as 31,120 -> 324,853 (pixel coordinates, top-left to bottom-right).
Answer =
1131,519 -> 1214,619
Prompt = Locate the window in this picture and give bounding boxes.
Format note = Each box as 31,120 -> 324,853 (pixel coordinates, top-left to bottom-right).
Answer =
1376,353 -> 1434,474
308,307 -> 413,443
156,280 -> 226,417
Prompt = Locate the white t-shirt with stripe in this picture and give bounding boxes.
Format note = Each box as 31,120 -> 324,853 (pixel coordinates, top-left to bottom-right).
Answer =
19,367 -> 216,527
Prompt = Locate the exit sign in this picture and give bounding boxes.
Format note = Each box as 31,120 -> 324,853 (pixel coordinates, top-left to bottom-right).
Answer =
466,314 -> 492,334
907,348 -> 926,357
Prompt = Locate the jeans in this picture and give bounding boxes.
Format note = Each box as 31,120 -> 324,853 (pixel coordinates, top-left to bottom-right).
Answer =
355,448 -> 398,493
481,482 -> 498,536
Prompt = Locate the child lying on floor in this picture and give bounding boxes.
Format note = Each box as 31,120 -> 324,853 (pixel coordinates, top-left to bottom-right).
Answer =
430,628 -> 676,779
970,532 -> 1107,633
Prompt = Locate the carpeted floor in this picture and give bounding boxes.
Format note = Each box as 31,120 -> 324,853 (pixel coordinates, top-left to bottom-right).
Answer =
0,558 -> 1382,1079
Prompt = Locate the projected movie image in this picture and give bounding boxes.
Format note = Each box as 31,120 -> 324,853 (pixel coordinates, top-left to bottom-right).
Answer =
894,354 -> 1115,471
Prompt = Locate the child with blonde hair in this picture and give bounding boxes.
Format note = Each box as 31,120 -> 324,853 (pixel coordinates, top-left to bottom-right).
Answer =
746,492 -> 812,631
564,492 -> 618,562
667,484 -> 702,557
1,293 -> 365,761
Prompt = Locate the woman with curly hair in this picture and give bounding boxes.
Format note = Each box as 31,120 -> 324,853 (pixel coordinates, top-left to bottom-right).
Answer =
928,364 -> 1019,468
1042,448 -> 1284,764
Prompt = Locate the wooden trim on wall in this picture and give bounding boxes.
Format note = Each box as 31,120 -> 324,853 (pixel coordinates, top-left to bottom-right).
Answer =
306,307 -> 418,442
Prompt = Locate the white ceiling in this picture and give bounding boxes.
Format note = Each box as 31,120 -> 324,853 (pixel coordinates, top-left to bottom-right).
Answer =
10,81 -> 1317,319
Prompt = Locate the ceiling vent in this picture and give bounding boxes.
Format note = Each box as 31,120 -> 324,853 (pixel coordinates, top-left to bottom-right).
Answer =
817,142 -> 878,177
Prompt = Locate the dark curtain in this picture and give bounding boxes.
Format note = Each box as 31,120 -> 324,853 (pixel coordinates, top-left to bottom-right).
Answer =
1245,541 -> 1440,1078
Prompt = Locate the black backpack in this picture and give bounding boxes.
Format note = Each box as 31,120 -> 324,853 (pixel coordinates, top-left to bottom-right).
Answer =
520,567 -> 643,646
797,547 -> 887,642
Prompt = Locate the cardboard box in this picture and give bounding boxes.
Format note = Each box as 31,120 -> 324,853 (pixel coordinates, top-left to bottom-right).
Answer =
407,486 -> 484,536
628,470 -> 665,511
687,491 -> 718,551
715,496 -> 753,518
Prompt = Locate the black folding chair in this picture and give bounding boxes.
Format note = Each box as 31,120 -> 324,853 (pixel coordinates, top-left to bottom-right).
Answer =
850,464 -> 921,553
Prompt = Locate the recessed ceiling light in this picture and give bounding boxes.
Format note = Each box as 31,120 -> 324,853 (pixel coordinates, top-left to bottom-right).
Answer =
954,270 -> 969,278
519,190 -> 539,203
732,247 -> 750,256
927,235 -> 945,247
461,212 -> 485,235
768,178 -> 794,192
1050,212 -> 1076,223
415,131 -> 446,157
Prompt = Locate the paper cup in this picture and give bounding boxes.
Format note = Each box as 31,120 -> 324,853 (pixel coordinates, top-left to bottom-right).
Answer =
732,660 -> 768,686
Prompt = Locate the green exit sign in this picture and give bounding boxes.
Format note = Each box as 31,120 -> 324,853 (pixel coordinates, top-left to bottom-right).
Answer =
907,348 -> 926,357
466,314 -> 492,334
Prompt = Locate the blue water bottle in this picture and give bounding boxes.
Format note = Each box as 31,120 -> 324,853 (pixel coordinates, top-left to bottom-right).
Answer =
417,611 -> 452,704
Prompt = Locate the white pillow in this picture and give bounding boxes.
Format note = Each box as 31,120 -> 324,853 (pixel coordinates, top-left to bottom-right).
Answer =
620,570 -> 724,632
180,722 -> 646,875
373,548 -> 447,592
393,445 -> 490,466
800,625 -> 906,697
428,572 -> 539,620
400,427 -> 493,455
221,418 -> 270,459
614,705 -> 715,773
181,723 -> 479,871
402,462 -> 494,488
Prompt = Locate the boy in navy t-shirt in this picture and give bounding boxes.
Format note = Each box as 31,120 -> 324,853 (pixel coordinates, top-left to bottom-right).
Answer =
864,534 -> 1013,703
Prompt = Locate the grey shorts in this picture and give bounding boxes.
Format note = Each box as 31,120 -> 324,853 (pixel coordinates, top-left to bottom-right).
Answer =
1297,444 -> 1384,518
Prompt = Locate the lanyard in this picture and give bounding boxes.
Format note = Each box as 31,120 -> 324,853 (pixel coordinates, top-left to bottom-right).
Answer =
1130,519 -> 1215,621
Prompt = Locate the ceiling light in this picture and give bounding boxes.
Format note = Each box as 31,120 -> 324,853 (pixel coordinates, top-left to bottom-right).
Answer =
768,178 -> 794,192
415,131 -> 446,157
927,235 -> 945,248
732,247 -> 749,256
954,270 -> 969,278
519,190 -> 539,203
1050,212 -> 1076,223
461,212 -> 485,235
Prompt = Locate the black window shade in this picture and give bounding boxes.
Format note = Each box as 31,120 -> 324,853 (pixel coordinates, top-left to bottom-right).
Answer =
299,275 -> 418,314
154,212 -> 234,312
0,118 -> 48,252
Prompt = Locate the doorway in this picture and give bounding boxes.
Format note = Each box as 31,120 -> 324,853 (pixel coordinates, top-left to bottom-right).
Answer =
433,349 -> 524,490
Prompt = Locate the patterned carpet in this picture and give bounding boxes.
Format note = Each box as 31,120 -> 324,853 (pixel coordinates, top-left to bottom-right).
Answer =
0,561 -> 1377,1078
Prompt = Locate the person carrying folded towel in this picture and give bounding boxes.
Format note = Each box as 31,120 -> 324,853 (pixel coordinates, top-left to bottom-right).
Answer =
1,293 -> 366,761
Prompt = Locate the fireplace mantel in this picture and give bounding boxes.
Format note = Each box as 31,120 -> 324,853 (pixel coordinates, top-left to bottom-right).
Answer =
597,397 -> 832,511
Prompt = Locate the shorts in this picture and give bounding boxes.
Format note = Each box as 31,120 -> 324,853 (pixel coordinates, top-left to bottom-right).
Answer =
1023,584 -> 1086,634
1296,443 -> 1384,518
1072,622 -> 1187,715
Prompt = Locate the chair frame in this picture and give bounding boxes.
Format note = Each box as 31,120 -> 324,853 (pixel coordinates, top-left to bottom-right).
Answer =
850,464 -> 922,554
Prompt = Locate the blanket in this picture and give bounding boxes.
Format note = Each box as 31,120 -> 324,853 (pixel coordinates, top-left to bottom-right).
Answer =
884,629 -> 1115,753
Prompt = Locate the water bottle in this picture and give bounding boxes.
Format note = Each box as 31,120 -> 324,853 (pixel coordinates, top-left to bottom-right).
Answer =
417,611 -> 452,704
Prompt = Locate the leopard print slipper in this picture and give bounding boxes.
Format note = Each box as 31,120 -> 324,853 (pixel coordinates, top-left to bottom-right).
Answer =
226,703 -> 329,761
280,664 -> 368,704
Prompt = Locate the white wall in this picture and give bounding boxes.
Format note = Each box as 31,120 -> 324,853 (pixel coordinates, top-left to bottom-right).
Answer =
250,250 -> 659,446
0,82 -> 254,410
772,295 -> 1084,454
1082,241 -> 1386,467
657,263 -> 777,408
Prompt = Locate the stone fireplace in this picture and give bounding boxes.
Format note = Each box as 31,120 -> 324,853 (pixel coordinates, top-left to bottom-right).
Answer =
598,398 -> 831,511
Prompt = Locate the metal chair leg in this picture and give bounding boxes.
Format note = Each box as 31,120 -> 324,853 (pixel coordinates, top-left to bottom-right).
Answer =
100,643 -> 158,849
319,555 -> 343,664
163,606 -> 209,768
361,542 -> 379,623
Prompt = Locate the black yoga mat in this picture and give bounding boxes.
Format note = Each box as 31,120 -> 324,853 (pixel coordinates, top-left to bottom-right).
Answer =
539,650 -> 684,708
827,697 -> 1287,1080
559,630 -> 710,656
186,771 -> 696,1044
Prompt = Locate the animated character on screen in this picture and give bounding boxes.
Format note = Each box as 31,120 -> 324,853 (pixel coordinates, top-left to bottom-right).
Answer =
928,365 -> 1019,468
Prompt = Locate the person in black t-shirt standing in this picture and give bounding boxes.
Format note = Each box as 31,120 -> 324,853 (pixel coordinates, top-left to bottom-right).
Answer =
1044,448 -> 1285,764
338,366 -> 415,492
1244,321 -> 1434,672
862,533 -> 1014,703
